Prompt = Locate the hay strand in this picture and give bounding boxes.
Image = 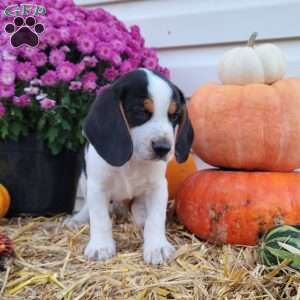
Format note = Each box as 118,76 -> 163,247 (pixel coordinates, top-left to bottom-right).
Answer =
0,211 -> 299,299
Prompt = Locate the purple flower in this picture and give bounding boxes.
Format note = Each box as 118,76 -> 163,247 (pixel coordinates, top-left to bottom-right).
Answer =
41,71 -> 58,87
49,49 -> 66,66
60,46 -> 71,53
31,52 -> 48,67
1,49 -> 17,61
13,95 -> 31,107
83,56 -> 98,67
21,46 -> 39,60
96,44 -> 113,61
111,39 -> 125,53
76,62 -> 85,75
17,62 -> 37,81
40,98 -> 56,110
52,12 -> 68,26
57,61 -> 76,82
0,83 -> 15,98
45,28 -> 61,47
82,72 -> 97,91
59,27 -> 72,43
103,67 -> 118,82
77,35 -> 95,54
65,12 -> 76,22
1,61 -> 15,72
0,103 -> 6,118
86,22 -> 100,36
111,52 -> 122,66
0,70 -> 15,85
143,57 -> 158,70
120,60 -> 135,75
69,81 -> 82,91
157,66 -> 170,80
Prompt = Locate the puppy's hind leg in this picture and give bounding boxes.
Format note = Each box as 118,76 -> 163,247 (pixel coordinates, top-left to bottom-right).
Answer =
63,202 -> 89,228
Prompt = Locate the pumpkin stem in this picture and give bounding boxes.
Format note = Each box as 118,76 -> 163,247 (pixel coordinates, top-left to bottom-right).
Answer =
247,32 -> 258,47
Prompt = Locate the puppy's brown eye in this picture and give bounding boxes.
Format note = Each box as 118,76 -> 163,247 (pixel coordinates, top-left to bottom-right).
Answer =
168,111 -> 181,124
144,99 -> 154,113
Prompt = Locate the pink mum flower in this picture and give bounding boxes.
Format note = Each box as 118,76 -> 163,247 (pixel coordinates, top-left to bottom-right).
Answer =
69,81 -> 82,91
82,72 -> 97,91
83,56 -> 98,67
96,44 -> 113,61
76,62 -> 86,75
45,28 -> 61,47
31,52 -> 48,67
0,70 -> 15,85
17,62 -> 37,81
85,22 -> 100,34
13,95 -> 32,107
21,46 -> 39,60
0,103 -> 6,118
77,35 -> 95,54
111,39 -> 126,53
120,60 -> 135,75
49,49 -> 66,66
0,83 -> 15,98
111,52 -> 122,66
57,61 -> 76,82
40,98 -> 56,110
59,27 -> 72,43
41,71 -> 58,87
143,57 -> 158,70
103,66 -> 118,81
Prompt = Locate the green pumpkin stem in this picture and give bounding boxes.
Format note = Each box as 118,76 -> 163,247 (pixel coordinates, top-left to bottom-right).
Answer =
247,32 -> 258,47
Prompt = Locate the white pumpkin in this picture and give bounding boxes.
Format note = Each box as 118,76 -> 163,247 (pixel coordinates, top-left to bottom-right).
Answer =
218,32 -> 286,85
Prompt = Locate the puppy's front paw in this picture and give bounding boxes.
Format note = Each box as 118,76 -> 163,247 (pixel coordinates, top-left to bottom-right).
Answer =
144,240 -> 175,265
84,239 -> 116,261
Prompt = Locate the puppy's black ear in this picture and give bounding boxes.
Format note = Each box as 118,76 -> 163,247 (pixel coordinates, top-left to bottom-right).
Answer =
175,88 -> 194,163
84,84 -> 133,166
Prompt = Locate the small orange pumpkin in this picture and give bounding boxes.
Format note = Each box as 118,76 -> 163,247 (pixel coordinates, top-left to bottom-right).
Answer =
0,184 -> 10,217
166,155 -> 197,199
176,170 -> 300,245
188,77 -> 300,171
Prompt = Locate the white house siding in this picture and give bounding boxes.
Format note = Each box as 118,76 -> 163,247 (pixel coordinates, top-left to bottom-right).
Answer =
75,0 -> 300,97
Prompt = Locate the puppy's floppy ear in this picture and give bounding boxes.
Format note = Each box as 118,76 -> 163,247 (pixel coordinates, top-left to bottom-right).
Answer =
84,83 -> 133,166
175,87 -> 194,163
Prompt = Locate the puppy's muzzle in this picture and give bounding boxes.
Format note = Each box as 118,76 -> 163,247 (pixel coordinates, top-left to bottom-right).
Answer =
151,139 -> 171,159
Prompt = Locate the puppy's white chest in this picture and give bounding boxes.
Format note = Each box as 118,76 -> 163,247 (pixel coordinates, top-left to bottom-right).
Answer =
109,165 -> 148,201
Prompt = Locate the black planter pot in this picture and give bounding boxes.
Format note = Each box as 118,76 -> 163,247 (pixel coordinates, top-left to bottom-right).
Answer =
0,135 -> 83,216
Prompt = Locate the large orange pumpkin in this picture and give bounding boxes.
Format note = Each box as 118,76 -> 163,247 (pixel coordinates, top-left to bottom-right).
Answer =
0,184 -> 10,217
166,155 -> 197,199
188,78 -> 300,171
176,170 -> 300,245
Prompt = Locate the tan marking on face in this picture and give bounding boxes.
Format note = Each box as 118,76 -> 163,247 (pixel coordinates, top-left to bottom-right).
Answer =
168,101 -> 177,115
144,98 -> 154,113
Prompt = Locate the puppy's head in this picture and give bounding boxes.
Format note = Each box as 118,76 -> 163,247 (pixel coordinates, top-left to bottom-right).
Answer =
84,69 -> 194,166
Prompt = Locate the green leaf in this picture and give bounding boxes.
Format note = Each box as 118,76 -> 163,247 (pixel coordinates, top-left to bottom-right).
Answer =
47,127 -> 59,143
61,120 -> 71,130
10,123 -> 22,137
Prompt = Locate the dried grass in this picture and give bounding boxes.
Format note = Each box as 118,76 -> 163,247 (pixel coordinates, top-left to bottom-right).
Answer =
0,203 -> 300,300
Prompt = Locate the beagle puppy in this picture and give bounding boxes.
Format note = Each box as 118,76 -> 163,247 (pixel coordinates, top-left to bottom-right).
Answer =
66,68 -> 194,265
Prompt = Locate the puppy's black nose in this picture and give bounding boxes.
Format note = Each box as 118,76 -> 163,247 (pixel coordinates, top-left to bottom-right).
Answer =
152,140 -> 171,158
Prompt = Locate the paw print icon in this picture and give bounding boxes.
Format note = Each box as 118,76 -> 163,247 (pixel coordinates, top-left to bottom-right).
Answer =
5,16 -> 44,48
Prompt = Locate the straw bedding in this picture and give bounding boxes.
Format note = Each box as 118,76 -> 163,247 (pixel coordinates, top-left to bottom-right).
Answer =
0,202 -> 300,300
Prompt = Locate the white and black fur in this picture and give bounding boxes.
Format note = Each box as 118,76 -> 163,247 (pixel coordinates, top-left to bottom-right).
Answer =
65,68 -> 193,265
